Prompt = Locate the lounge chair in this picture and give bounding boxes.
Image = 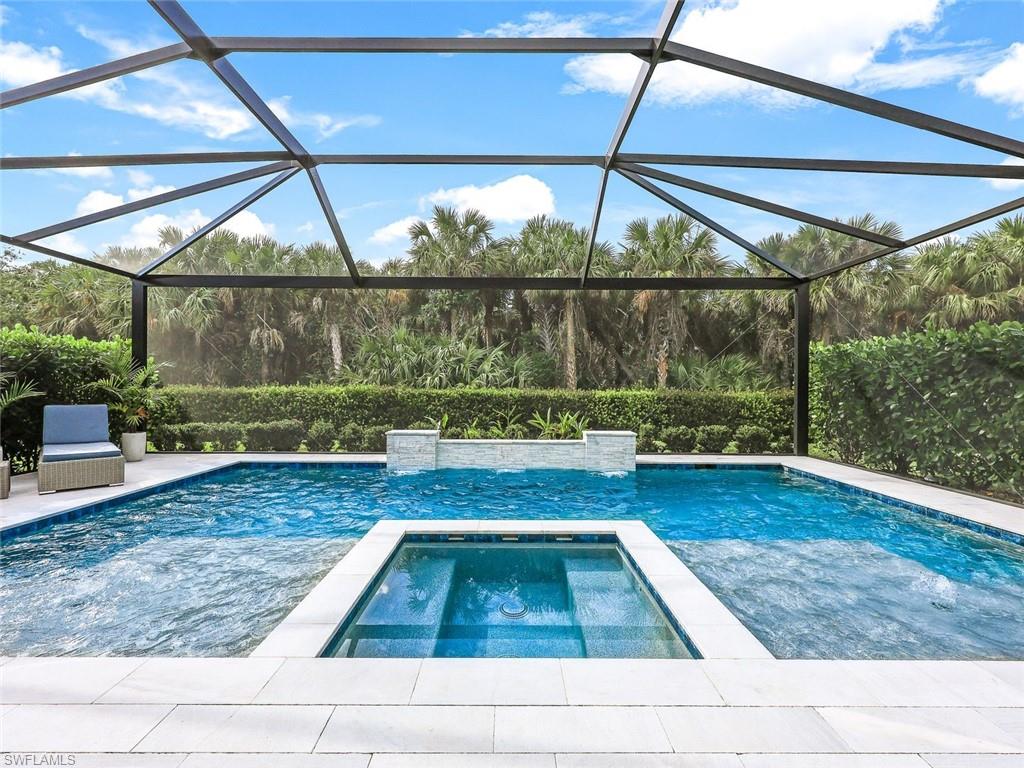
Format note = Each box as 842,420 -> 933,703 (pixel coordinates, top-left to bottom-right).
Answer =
38,404 -> 125,494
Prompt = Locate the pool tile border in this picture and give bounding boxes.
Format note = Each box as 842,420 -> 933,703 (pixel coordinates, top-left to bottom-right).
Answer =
251,520 -> 772,661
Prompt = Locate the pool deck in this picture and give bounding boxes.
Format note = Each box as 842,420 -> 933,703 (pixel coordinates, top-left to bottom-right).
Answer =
2,453 -> 1022,764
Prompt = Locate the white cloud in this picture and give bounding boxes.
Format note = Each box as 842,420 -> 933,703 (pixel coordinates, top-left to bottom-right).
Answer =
39,232 -> 89,258
117,208 -> 275,248
423,174 -> 556,223
973,43 -> 1024,115
127,184 -> 175,201
127,170 -> 153,186
268,96 -> 381,141
564,0 -> 995,107
369,215 -> 421,245
75,189 -> 124,216
0,32 -> 254,140
296,221 -> 315,233
987,157 -> 1024,191
474,11 -> 612,38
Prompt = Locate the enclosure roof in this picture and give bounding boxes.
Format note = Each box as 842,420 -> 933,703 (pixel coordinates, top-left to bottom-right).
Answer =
2,0 -> 1023,290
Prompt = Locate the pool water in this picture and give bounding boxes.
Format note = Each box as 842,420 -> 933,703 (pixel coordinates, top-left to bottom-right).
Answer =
1,464 -> 1022,659
324,542 -> 694,659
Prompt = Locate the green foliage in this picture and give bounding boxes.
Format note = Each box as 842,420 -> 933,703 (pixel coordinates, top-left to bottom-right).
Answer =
694,425 -> 733,453
0,326 -> 130,471
672,353 -> 777,392
88,347 -> 165,431
659,426 -> 697,452
247,420 -> 306,451
734,424 -> 773,453
307,419 -> 335,451
811,320 -> 1024,501
527,408 -> 589,439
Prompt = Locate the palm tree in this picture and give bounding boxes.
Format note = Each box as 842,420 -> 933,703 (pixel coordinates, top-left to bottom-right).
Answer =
408,206 -> 495,337
517,216 -> 613,389
621,215 -> 726,386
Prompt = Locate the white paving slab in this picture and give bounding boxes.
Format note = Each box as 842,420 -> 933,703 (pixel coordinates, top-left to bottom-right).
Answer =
316,706 -> 495,753
739,756 -> 928,768
370,756 -> 555,768
817,707 -> 1022,753
255,658 -> 422,704
700,660 -> 885,706
655,706 -> 851,754
922,755 -> 1024,767
0,656 -> 143,703
0,704 -> 173,752
494,706 -> 672,753
181,755 -> 370,768
98,658 -> 284,704
40,755 -> 187,768
556,755 -> 743,767
412,658 -> 566,705
135,704 -> 333,753
560,659 -> 722,705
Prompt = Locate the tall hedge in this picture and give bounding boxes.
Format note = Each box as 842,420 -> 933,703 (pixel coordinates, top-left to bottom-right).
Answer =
811,320 -> 1024,501
152,384 -> 793,447
0,326 -> 129,471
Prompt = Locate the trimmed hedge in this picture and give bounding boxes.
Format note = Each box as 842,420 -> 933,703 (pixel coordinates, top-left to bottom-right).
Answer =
811,320 -> 1024,501
0,327 -> 129,472
151,384 -> 794,452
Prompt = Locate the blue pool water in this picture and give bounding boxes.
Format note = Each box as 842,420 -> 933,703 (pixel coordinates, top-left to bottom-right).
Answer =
1,464 -> 1022,659
324,541 -> 694,658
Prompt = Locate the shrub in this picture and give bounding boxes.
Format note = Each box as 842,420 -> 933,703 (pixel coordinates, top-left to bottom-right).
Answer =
636,423 -> 661,453
0,326 -> 129,471
307,419 -> 335,451
694,425 -> 732,452
734,425 -> 773,453
247,419 -> 306,451
659,426 -> 696,452
811,320 -> 1024,500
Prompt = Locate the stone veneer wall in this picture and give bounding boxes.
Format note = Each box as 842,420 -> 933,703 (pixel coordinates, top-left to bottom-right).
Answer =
385,430 -> 636,472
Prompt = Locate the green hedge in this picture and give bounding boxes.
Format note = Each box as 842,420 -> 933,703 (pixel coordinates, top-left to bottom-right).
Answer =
811,320 -> 1024,501
151,384 -> 794,452
0,326 -> 130,472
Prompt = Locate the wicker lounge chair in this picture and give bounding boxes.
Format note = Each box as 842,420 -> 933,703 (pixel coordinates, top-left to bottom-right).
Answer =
38,404 -> 124,494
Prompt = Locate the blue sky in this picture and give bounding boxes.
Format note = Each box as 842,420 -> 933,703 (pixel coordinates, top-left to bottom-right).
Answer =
2,0 -> 1023,271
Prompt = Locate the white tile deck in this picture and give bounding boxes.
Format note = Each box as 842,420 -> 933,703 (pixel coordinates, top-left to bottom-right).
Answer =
1,454 -> 1022,763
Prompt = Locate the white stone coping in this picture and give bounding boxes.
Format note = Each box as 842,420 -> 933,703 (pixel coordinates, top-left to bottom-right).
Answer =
250,519 -> 772,660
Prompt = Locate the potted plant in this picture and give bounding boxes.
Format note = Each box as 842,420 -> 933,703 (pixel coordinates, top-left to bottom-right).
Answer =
0,371 -> 42,497
91,350 -> 165,463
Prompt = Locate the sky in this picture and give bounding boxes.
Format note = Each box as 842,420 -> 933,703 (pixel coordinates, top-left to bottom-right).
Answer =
1,0 -> 1023,272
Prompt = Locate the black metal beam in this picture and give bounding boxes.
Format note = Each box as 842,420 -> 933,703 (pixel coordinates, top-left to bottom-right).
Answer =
582,0 -> 685,286
793,283 -> 810,456
804,194 -> 1024,280
141,274 -> 801,290
621,162 -> 906,248
616,169 -> 803,278
131,280 -> 149,369
0,235 -> 136,278
0,152 -> 293,170
17,161 -> 296,243
661,41 -> 1024,160
306,166 -> 362,283
0,43 -> 194,110
149,0 -> 309,162
208,36 -> 656,55
137,167 -> 301,276
617,154 -> 1024,178
8,152 -> 1021,177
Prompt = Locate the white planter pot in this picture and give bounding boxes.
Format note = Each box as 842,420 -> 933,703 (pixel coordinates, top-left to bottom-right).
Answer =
122,431 -> 147,462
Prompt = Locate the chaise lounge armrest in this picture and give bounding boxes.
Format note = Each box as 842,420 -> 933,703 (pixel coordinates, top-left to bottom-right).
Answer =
41,441 -> 123,462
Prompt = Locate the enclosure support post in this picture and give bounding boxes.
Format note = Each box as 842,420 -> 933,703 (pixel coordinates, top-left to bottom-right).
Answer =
794,283 -> 810,455
131,280 -> 148,369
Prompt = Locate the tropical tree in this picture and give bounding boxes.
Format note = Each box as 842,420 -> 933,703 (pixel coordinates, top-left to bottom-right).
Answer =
621,214 -> 726,386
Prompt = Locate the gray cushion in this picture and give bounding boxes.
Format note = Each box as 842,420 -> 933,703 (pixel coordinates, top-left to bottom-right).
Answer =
41,441 -> 122,463
42,404 -> 111,445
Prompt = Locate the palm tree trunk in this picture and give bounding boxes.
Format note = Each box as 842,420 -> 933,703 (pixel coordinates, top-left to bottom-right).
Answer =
564,296 -> 577,390
328,323 -> 343,377
657,339 -> 669,388
483,298 -> 494,348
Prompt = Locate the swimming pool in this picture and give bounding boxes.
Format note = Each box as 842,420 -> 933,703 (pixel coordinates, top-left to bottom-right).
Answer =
2,463 -> 1021,659
323,540 -> 695,659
